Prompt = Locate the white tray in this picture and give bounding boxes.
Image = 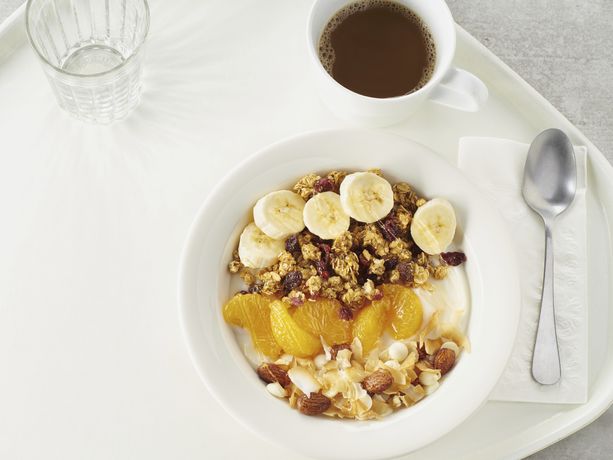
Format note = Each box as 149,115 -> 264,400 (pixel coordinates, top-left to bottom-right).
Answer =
0,2 -> 611,459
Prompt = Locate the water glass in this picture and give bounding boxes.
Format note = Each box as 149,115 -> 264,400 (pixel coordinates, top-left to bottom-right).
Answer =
25,0 -> 150,124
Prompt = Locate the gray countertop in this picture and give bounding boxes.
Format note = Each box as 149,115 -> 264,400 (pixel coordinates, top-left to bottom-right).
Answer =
2,0 -> 611,458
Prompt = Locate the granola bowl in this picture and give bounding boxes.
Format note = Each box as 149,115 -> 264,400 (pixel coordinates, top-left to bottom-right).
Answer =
179,129 -> 520,459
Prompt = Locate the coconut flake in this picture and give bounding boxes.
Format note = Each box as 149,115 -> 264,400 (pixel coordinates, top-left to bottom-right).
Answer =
288,366 -> 321,395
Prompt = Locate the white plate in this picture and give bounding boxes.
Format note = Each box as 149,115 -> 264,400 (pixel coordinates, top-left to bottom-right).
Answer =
1,1 -> 612,458
178,129 -> 521,460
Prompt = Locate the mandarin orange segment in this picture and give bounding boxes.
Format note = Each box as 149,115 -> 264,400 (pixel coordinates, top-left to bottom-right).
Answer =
292,298 -> 352,345
270,300 -> 322,358
382,284 -> 424,340
352,298 -> 388,353
222,293 -> 282,358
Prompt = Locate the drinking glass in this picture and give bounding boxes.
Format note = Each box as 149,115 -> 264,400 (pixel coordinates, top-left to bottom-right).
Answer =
25,0 -> 150,124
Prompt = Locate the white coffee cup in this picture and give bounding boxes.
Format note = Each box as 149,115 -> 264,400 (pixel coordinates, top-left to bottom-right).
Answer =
307,0 -> 488,126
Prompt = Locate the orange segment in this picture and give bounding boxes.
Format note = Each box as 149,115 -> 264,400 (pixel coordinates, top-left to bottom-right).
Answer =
382,284 -> 424,340
292,298 -> 352,345
222,293 -> 282,358
352,298 -> 388,353
270,300 -> 322,358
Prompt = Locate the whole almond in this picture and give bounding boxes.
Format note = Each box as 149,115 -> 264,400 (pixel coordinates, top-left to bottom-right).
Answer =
361,369 -> 393,394
433,348 -> 455,375
257,363 -> 290,387
297,392 -> 331,416
330,343 -> 351,360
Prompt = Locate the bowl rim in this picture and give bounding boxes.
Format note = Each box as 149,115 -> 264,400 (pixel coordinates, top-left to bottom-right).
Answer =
178,128 -> 521,459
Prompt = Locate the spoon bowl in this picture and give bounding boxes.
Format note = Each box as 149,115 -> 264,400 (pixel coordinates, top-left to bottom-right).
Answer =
523,129 -> 577,221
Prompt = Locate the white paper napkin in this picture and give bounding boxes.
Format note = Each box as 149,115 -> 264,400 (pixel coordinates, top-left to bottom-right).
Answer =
458,137 -> 588,404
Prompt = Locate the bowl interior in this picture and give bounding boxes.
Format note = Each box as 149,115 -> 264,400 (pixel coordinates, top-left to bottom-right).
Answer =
179,129 -> 520,460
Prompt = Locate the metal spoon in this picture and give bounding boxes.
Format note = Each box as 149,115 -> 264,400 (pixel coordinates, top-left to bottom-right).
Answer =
522,128 -> 577,385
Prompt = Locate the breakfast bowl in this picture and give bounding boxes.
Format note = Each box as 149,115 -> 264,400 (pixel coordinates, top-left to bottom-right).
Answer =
178,129 -> 520,459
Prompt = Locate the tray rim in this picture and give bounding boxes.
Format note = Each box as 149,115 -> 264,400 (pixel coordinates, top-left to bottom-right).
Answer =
450,26 -> 613,460
1,5 -> 612,459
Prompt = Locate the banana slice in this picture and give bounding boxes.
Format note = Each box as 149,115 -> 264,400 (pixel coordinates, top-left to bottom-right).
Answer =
238,222 -> 285,268
339,172 -> 394,223
303,191 -> 350,240
410,198 -> 457,255
253,190 -> 306,239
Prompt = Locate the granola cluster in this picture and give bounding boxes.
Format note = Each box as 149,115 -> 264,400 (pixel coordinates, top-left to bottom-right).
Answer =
228,170 -> 456,316
259,312 -> 468,420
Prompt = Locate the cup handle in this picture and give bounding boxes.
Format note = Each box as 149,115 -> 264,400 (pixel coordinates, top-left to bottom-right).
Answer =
428,67 -> 488,111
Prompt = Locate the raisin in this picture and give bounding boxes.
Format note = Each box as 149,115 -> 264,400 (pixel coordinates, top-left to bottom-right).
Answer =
313,177 -> 335,194
411,246 -> 424,258
397,261 -> 413,283
285,234 -> 300,253
248,284 -> 261,293
283,271 -> 302,293
384,256 -> 399,270
441,251 -> 467,266
357,270 -> 368,286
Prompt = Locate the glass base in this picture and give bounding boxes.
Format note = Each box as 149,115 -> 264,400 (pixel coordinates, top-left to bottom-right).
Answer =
61,44 -> 125,75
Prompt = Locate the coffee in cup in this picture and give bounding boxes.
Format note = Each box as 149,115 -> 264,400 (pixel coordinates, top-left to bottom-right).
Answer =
318,0 -> 436,98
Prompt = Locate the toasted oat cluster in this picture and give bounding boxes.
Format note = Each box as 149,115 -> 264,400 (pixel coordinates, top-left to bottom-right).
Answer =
228,170 -> 458,317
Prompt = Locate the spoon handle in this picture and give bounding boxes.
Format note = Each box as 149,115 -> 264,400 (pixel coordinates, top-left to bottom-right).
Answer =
532,223 -> 561,384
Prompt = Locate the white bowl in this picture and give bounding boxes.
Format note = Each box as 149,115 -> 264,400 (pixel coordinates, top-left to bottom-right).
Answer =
178,129 -> 520,460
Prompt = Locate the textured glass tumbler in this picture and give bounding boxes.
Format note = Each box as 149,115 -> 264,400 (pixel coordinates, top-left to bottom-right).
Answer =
26,0 -> 150,124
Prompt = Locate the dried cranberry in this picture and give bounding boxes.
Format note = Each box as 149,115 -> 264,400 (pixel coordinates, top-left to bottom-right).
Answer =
313,177 -> 335,194
318,243 -> 331,263
397,261 -> 413,283
315,260 -> 330,280
441,251 -> 467,266
283,271 -> 303,293
376,216 -> 400,241
339,305 -> 353,321
384,256 -> 399,270
285,234 -> 300,253
372,290 -> 384,300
